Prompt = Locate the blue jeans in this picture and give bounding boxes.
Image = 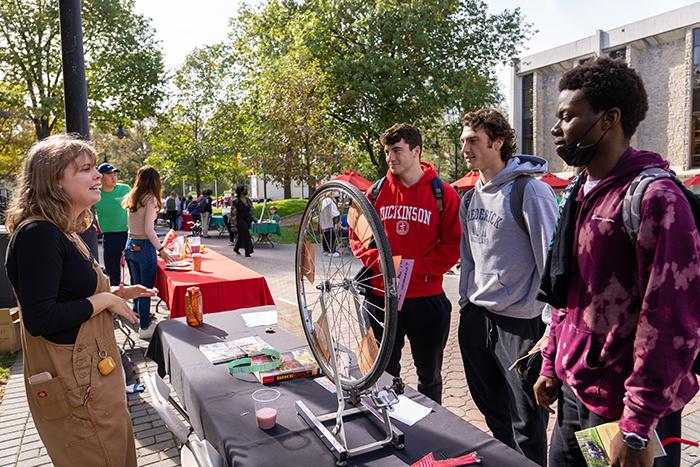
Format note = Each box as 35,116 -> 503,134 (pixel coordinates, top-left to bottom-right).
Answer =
124,238 -> 157,329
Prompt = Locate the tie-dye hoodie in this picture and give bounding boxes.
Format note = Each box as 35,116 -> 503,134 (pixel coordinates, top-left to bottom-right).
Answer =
540,147 -> 700,439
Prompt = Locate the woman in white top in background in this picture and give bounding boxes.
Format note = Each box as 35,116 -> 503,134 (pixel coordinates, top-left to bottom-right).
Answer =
122,166 -> 174,339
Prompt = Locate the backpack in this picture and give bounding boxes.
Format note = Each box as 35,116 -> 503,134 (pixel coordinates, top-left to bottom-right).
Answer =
370,176 -> 445,212
621,168 -> 700,374
463,175 -> 533,233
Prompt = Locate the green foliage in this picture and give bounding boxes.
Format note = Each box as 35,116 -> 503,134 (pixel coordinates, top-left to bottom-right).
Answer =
302,0 -> 531,175
0,82 -> 33,181
148,46 -> 244,193
231,2 -> 354,197
0,0 -> 165,141
0,351 -> 17,386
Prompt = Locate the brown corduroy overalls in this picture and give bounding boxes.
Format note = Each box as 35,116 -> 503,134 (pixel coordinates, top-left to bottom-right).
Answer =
18,228 -> 136,467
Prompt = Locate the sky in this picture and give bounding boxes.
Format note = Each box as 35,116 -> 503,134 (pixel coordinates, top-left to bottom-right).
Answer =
133,0 -> 699,109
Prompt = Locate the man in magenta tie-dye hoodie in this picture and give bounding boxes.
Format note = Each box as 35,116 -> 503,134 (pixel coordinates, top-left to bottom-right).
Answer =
534,58 -> 700,467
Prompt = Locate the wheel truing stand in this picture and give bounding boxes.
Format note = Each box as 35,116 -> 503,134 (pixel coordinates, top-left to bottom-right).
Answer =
296,279 -> 405,466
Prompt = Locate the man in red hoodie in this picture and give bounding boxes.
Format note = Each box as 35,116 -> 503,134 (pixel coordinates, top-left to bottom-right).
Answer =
535,58 -> 700,467
352,123 -> 461,404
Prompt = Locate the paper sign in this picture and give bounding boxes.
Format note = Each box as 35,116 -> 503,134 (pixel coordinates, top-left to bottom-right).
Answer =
395,258 -> 414,311
388,395 -> 432,426
347,205 -> 374,248
354,327 -> 379,375
241,310 -> 278,327
301,239 -> 315,283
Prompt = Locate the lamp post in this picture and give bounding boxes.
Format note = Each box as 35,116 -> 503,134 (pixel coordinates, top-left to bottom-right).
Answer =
59,0 -> 98,258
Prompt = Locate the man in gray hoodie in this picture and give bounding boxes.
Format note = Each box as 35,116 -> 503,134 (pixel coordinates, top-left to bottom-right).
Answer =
458,109 -> 557,466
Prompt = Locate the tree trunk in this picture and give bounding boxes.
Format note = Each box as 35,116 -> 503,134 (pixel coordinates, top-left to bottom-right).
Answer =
34,117 -> 51,140
283,175 -> 292,199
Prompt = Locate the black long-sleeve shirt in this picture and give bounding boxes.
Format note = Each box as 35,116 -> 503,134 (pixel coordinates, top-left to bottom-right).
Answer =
6,220 -> 96,344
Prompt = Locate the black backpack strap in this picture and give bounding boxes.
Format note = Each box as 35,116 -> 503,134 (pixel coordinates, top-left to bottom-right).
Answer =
509,175 -> 531,233
431,177 -> 444,212
369,176 -> 386,203
462,188 -> 475,210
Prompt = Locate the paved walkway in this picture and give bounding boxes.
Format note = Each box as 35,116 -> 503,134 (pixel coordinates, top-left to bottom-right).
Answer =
1,233 -> 699,466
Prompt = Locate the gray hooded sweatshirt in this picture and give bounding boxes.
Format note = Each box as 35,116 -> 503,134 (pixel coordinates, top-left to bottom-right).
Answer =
458,155 -> 558,320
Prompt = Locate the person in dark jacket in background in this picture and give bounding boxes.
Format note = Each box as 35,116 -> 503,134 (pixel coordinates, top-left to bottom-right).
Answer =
233,185 -> 254,257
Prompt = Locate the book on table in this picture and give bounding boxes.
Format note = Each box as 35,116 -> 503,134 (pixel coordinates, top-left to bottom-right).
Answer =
253,348 -> 321,385
199,336 -> 272,364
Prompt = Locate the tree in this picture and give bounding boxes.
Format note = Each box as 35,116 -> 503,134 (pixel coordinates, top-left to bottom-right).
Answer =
231,1 -> 354,197
0,82 -> 33,181
304,0 -> 531,175
148,46 -> 242,194
0,0 -> 165,141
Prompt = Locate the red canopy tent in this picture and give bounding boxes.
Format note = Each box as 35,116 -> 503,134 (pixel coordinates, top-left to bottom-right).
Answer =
539,173 -> 570,189
451,171 -> 480,190
684,173 -> 700,187
322,170 -> 372,191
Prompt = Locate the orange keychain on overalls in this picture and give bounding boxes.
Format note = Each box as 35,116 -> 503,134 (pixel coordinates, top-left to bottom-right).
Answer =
96,338 -> 116,376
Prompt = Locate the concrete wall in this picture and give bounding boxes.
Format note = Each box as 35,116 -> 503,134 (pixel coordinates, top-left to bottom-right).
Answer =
633,35 -> 690,167
536,69 -> 567,173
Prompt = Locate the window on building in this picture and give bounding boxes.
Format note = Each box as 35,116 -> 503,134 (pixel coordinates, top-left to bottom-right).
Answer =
608,48 -> 626,60
521,74 -> 534,155
691,29 -> 700,166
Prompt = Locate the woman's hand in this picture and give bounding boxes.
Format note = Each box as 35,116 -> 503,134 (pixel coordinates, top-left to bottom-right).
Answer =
533,375 -> 561,414
113,284 -> 158,301
159,249 -> 176,263
107,293 -> 139,325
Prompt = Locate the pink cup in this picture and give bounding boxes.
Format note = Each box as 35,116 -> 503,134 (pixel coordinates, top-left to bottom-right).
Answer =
252,388 -> 280,430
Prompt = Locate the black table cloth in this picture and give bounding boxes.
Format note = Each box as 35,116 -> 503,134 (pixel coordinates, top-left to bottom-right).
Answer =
146,308 -> 537,467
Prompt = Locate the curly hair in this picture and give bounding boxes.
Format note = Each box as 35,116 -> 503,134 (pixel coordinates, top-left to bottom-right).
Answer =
5,134 -> 97,234
380,123 -> 422,152
461,109 -> 516,161
122,166 -> 163,212
558,57 -> 648,138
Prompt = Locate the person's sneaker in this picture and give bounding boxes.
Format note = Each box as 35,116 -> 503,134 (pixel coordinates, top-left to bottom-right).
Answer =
139,321 -> 158,340
323,251 -> 330,256
331,251 -> 340,257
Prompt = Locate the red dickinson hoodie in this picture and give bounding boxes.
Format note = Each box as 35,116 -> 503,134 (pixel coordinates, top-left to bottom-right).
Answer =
351,162 -> 461,298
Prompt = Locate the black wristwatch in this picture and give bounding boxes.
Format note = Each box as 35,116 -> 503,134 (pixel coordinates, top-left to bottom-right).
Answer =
621,431 -> 648,450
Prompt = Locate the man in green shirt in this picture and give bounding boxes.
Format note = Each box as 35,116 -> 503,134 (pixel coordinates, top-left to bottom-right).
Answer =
95,163 -> 131,286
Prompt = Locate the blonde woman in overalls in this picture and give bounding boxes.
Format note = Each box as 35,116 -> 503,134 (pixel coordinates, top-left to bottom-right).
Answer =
5,134 -> 157,467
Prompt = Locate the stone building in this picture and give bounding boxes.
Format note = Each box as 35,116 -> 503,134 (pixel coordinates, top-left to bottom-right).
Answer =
510,3 -> 700,175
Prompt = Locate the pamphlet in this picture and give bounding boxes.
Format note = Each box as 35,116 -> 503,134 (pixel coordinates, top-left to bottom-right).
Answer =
199,335 -> 272,364
394,257 -> 414,311
575,421 -> 665,467
253,348 -> 321,385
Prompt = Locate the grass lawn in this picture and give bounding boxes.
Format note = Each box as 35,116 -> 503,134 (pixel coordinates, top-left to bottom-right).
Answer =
214,199 -> 308,220
253,198 -> 307,219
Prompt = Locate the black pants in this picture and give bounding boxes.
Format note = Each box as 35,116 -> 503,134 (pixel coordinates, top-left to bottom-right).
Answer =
551,383 -> 681,467
102,231 -> 127,286
322,228 -> 336,253
234,222 -> 253,256
166,210 -> 178,230
366,291 -> 451,404
458,303 -> 548,466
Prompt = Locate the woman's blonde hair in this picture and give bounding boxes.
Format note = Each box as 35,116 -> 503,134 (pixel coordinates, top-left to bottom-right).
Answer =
122,165 -> 163,212
6,133 -> 97,234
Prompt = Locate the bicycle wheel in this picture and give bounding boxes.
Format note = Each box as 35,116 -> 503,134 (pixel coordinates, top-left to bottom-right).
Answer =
295,181 -> 397,392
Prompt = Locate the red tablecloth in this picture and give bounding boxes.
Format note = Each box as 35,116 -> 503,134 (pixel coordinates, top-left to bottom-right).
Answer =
155,249 -> 275,318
